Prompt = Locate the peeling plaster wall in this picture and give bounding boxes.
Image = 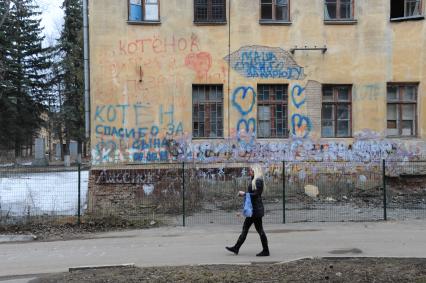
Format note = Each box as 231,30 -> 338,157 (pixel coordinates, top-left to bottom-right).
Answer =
89,0 -> 426,165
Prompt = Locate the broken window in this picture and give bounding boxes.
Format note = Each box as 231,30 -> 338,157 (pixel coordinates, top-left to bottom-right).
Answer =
257,84 -> 289,138
194,0 -> 226,23
324,0 -> 354,20
128,0 -> 160,21
391,0 -> 422,19
260,0 -> 290,21
193,85 -> 223,138
321,85 -> 352,138
387,84 -> 417,137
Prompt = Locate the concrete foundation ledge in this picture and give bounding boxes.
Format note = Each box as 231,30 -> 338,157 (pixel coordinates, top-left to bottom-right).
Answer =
69,263 -> 135,272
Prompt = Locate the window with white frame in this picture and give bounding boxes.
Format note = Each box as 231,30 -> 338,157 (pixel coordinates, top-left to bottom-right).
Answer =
324,0 -> 354,20
128,0 -> 160,22
391,0 -> 422,19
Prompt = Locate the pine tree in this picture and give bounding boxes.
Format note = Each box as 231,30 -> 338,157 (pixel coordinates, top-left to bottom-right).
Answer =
0,0 -> 51,157
57,0 -> 84,160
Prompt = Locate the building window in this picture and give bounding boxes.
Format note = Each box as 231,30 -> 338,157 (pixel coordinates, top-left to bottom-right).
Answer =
193,85 -> 223,138
391,0 -> 422,19
387,84 -> 417,137
194,0 -> 226,23
324,0 -> 354,20
260,0 -> 290,21
321,85 -> 352,138
128,0 -> 160,22
257,84 -> 288,138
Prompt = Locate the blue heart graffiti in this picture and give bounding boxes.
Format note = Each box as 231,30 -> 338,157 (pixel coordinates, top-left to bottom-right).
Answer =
291,84 -> 306,109
232,86 -> 256,116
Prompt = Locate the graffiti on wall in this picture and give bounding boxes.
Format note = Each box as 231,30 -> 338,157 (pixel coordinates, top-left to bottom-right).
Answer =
232,86 -> 257,140
224,45 -> 305,80
92,103 -> 184,164
290,84 -> 312,138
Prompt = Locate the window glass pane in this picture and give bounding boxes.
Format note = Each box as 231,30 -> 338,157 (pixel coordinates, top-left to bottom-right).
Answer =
402,104 -> 415,120
145,4 -> 159,20
387,104 -> 397,120
337,104 -> 349,119
276,0 -> 287,5
322,121 -> 334,137
325,0 -> 337,19
322,104 -> 334,120
402,120 -> 415,136
323,87 -> 333,101
406,0 -> 421,16
259,121 -> 271,137
387,86 -> 398,101
275,5 -> 288,20
337,120 -> 350,137
145,0 -> 157,3
212,3 -> 225,20
338,87 -> 350,101
261,3 -> 273,19
129,0 -> 142,21
403,85 -> 417,101
340,0 -> 352,19
258,106 -> 271,121
391,0 -> 405,18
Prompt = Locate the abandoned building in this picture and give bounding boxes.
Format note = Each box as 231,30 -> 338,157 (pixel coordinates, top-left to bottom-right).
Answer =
87,0 -> 426,221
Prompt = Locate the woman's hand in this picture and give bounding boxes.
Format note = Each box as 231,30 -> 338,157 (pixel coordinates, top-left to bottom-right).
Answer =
238,191 -> 245,197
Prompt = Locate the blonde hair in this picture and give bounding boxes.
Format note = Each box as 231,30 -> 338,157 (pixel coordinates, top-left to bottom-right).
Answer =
251,164 -> 264,190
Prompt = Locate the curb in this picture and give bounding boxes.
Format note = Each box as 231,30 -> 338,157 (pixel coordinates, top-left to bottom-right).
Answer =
0,234 -> 37,243
69,263 -> 135,272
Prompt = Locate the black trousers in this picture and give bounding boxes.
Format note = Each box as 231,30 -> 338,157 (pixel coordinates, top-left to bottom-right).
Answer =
235,216 -> 268,250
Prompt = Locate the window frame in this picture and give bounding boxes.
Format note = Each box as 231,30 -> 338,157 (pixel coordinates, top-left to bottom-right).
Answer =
390,0 -> 424,21
321,85 -> 353,138
192,84 -> 224,139
386,83 -> 418,138
257,84 -> 289,139
194,0 -> 227,24
259,0 -> 291,24
324,0 -> 356,22
128,0 -> 161,23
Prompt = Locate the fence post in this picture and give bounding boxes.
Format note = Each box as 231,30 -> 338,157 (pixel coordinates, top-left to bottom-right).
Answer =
78,162 -> 81,225
382,159 -> 387,221
282,160 -> 286,224
182,162 -> 186,227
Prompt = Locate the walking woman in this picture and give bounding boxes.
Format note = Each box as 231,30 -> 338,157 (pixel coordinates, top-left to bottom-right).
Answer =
226,164 -> 269,256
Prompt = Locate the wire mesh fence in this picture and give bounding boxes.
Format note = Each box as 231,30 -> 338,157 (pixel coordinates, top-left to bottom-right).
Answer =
0,160 -> 425,228
0,165 -> 88,227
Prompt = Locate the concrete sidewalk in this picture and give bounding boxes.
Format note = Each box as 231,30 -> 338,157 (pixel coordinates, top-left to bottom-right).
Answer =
0,220 -> 425,280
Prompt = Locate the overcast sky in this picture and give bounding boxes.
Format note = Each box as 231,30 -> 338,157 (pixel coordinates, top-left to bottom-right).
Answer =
36,0 -> 64,46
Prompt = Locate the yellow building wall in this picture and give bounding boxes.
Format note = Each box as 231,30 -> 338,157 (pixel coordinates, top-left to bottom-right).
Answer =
89,0 -> 426,164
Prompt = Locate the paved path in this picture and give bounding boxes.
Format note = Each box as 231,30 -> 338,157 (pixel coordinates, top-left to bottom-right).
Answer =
1,220 -> 425,281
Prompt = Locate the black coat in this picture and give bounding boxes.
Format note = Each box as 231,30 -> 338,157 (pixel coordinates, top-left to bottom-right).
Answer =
247,178 -> 265,218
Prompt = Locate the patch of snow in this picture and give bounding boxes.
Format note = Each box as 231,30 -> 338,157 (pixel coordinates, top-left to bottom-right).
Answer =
0,163 -> 14,168
0,171 -> 89,216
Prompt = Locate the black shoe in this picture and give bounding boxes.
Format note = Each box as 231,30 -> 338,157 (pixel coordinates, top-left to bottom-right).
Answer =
226,246 -> 239,255
256,250 -> 270,257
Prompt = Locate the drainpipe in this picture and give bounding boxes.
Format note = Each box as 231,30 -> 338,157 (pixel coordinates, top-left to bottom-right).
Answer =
83,0 -> 90,143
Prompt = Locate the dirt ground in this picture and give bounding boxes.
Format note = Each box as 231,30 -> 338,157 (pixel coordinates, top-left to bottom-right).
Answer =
30,258 -> 426,283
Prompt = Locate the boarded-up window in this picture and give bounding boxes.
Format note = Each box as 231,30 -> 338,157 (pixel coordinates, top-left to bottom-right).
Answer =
321,85 -> 352,138
386,84 -> 418,137
129,0 -> 160,21
257,84 -> 288,138
193,85 -> 224,138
